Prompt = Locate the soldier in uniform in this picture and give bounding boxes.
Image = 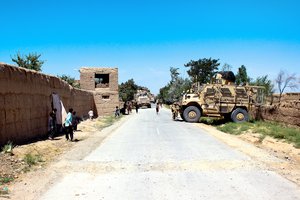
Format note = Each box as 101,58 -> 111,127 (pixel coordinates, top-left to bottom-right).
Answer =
171,102 -> 180,120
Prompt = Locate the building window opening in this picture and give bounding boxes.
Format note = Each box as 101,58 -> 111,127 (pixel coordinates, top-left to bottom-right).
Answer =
102,95 -> 110,100
95,74 -> 109,88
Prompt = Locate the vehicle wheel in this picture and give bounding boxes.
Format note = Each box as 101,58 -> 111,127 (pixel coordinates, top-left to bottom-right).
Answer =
183,106 -> 201,123
231,108 -> 249,123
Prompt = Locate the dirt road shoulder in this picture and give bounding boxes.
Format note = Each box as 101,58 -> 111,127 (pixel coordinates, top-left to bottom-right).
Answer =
194,123 -> 300,186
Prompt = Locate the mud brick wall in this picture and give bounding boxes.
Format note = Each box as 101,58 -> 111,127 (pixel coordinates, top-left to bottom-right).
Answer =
253,93 -> 300,127
0,64 -> 95,146
80,67 -> 118,91
93,91 -> 120,116
80,67 -> 119,116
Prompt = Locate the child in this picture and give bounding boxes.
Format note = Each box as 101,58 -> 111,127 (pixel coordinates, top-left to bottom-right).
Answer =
115,106 -> 120,117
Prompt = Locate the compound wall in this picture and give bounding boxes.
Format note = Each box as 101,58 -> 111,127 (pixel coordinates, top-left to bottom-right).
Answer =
253,93 -> 300,127
0,64 -> 95,146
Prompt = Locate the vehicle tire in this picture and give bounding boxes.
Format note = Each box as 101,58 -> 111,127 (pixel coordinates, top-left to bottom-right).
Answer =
183,106 -> 201,123
231,108 -> 249,123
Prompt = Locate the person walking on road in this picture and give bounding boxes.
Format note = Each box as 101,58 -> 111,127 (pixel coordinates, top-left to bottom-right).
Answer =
156,103 -> 160,114
135,103 -> 139,113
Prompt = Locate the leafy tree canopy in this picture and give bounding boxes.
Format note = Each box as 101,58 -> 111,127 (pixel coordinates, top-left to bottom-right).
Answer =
184,58 -> 220,84
119,79 -> 139,102
157,67 -> 191,104
250,75 -> 274,97
57,74 -> 79,88
236,65 -> 251,85
11,52 -> 44,71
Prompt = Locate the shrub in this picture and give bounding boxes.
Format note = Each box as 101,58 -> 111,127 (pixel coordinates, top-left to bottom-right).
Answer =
23,154 -> 43,166
1,141 -> 14,155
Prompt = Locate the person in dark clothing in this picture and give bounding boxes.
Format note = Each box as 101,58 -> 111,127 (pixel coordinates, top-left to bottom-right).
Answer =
48,111 -> 56,140
115,106 -> 120,117
156,103 -> 160,114
135,103 -> 139,113
72,111 -> 79,131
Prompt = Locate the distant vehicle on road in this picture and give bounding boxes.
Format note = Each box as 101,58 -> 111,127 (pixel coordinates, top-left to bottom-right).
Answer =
135,89 -> 153,108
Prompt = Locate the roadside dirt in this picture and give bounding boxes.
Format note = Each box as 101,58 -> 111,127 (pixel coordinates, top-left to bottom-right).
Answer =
196,123 -> 300,186
0,117 -> 108,198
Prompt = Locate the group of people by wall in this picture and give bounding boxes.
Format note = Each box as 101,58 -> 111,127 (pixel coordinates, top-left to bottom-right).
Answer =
48,108 -> 81,141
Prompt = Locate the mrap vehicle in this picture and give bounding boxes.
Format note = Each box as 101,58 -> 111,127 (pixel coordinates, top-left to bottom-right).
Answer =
175,71 -> 264,123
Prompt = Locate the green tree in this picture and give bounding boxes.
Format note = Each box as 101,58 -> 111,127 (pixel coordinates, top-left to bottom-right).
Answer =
11,52 -> 44,71
184,58 -> 220,84
169,67 -> 191,102
158,67 -> 191,104
236,65 -> 250,85
170,67 -> 180,83
119,79 -> 138,102
251,75 -> 274,97
157,85 -> 171,104
57,74 -> 79,88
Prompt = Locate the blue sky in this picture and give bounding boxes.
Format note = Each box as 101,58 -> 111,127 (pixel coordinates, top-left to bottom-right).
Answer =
1,0 -> 300,94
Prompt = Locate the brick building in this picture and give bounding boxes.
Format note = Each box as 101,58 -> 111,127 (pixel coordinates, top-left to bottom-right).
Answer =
80,67 -> 119,116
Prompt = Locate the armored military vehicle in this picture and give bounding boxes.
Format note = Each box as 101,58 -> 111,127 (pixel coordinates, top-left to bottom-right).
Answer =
135,89 -> 152,108
176,71 -> 264,123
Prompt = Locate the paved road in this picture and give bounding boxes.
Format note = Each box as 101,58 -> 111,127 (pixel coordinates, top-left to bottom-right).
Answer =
40,107 -> 300,200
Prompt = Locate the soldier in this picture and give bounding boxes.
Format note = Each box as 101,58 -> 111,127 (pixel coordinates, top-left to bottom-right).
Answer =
171,102 -> 180,120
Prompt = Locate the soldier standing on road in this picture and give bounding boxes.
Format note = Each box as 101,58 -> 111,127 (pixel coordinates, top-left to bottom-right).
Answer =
171,102 -> 179,120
